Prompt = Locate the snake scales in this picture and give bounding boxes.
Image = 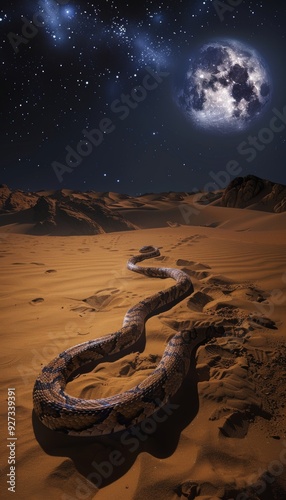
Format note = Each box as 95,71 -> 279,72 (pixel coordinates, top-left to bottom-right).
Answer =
33,246 -> 208,436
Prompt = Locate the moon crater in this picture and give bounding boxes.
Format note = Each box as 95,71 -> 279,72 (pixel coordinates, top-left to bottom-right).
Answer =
177,40 -> 272,133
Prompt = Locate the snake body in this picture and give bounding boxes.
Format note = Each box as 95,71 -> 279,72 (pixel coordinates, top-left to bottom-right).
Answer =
33,246 -> 206,436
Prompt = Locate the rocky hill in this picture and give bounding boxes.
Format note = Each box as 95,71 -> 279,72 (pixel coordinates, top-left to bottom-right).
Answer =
219,175 -> 286,213
0,185 -> 137,235
0,175 -> 285,235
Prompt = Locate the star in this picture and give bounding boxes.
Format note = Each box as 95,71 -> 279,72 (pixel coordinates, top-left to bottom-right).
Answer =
1,0 -> 286,194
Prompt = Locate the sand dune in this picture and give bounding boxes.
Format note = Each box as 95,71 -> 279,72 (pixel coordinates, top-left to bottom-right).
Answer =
0,201 -> 286,499
0,176 -> 285,236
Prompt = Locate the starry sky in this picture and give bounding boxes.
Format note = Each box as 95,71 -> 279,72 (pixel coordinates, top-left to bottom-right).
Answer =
1,0 -> 286,195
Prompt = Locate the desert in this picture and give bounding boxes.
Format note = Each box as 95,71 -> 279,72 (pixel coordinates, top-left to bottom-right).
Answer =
0,176 -> 286,499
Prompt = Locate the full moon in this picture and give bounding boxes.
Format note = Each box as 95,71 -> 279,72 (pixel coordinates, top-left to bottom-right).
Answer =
177,39 -> 272,133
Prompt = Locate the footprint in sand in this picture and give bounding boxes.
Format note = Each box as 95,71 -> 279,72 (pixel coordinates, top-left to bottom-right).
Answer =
176,259 -> 194,266
171,234 -> 204,250
194,262 -> 211,270
248,314 -> 277,330
218,411 -> 250,438
247,346 -> 274,365
245,285 -> 269,303
176,259 -> 211,280
205,275 -> 235,288
30,262 -> 45,266
207,302 -> 239,317
200,284 -> 236,301
184,234 -> 208,242
71,288 -> 121,313
155,255 -> 169,262
30,297 -> 44,305
181,267 -> 210,280
187,291 -> 213,312
45,269 -> 57,274
204,344 -> 235,359
71,305 -> 96,314
48,460 -> 97,497
197,350 -> 265,430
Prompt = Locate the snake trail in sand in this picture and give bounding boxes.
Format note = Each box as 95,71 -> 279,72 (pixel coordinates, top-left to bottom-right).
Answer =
33,246 -> 208,436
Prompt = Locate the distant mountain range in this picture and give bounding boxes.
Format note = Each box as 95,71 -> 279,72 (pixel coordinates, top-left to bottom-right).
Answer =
220,175 -> 286,213
0,175 -> 285,235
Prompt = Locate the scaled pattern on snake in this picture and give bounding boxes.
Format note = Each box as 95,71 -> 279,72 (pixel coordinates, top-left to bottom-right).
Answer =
33,246 -> 208,436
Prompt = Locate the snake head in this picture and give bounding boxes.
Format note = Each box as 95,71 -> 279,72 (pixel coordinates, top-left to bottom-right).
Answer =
139,245 -> 157,254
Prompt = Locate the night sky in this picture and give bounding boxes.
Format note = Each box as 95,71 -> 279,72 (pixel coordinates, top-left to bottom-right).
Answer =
2,0 -> 286,195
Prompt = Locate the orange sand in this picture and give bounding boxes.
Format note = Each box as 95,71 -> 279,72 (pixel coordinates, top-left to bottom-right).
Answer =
0,205 -> 286,499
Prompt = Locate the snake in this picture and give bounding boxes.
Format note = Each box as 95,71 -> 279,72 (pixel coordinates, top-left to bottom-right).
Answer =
33,246 -> 209,436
